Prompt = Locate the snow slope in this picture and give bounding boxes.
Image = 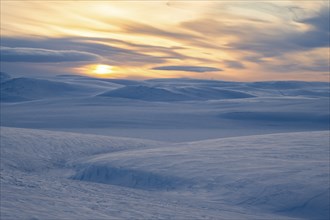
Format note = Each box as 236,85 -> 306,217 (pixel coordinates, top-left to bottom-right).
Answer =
99,85 -> 191,101
1,94 -> 328,141
1,127 -> 329,219
99,85 -> 255,101
1,76 -> 329,219
0,72 -> 11,83
0,77 -> 93,101
1,76 -> 328,142
0,76 -> 122,102
2,76 -> 329,102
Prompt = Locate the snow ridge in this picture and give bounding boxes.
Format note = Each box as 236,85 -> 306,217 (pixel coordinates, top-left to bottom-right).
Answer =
1,127 -> 329,219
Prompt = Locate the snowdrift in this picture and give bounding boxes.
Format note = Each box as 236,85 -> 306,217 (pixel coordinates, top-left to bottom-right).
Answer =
0,127 -> 162,172
1,76 -> 329,219
1,127 -> 329,219
173,86 -> 255,99
248,81 -> 329,89
99,85 -> 190,101
1,76 -> 329,102
219,111 -> 329,123
0,72 -> 11,83
0,77 -> 94,101
99,85 -> 255,101
0,76 -> 125,102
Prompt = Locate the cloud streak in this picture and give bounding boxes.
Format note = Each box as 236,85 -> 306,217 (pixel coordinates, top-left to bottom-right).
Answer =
223,60 -> 245,69
0,47 -> 101,63
0,1 -> 328,81
152,65 -> 222,72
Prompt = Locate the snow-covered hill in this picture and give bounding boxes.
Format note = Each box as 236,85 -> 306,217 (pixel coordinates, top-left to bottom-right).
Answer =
1,94 -> 328,141
0,77 -> 101,101
99,84 -> 255,101
99,85 -> 191,101
0,72 -> 11,83
1,75 -> 329,102
1,75 -> 329,219
1,127 -> 328,219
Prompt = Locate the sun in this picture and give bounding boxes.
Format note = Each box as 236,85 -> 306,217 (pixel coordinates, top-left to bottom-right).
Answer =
77,64 -> 121,78
93,64 -> 113,75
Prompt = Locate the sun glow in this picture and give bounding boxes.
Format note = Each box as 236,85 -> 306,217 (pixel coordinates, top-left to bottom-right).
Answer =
93,64 -> 113,75
76,64 -> 119,78
1,1 -> 327,81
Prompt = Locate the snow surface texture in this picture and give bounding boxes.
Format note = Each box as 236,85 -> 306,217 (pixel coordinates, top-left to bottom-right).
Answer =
1,75 -> 329,142
1,127 -> 329,219
1,74 -> 329,219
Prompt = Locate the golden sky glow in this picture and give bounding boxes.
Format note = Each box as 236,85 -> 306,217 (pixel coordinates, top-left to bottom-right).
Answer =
93,65 -> 113,75
0,1 -> 329,81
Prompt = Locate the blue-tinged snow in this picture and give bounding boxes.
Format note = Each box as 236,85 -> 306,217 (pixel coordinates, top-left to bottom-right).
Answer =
0,72 -> 11,83
1,127 -> 328,219
0,74 -> 329,219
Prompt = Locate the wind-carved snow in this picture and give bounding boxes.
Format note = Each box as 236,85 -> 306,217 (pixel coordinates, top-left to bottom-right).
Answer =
99,85 -> 255,101
99,85 -> 190,101
72,165 -> 187,190
0,72 -> 11,83
1,127 -> 329,219
0,76 -> 122,102
1,75 -> 329,219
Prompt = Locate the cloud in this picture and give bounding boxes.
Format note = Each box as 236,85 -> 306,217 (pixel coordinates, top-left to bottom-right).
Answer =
121,22 -> 199,41
1,1 -> 328,80
229,5 -> 329,57
0,47 -> 101,63
152,65 -> 222,72
0,37 -> 175,65
293,6 -> 330,48
301,6 -> 330,32
180,4 -> 329,60
223,60 -> 245,69
120,19 -> 227,52
292,30 -> 329,48
270,57 -> 330,73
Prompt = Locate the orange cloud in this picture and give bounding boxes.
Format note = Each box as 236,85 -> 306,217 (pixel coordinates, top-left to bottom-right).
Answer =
0,1 -> 328,81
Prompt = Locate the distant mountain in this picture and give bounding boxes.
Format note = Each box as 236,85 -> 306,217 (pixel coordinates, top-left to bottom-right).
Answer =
1,74 -> 329,102
0,77 -> 98,102
99,85 -> 190,101
99,84 -> 255,101
248,81 -> 329,90
173,86 -> 255,100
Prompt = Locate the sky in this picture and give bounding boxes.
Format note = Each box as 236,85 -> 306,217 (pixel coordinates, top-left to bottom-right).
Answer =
0,0 -> 329,81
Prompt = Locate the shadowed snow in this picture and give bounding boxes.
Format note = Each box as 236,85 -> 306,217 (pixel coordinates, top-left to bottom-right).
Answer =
1,127 -> 329,219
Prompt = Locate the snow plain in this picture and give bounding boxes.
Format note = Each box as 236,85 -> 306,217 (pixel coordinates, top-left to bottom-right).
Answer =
0,73 -> 329,219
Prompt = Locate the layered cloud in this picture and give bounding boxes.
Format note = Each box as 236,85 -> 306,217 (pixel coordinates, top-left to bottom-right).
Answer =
1,47 -> 100,63
152,66 -> 222,72
0,1 -> 328,80
223,61 -> 245,69
0,37 -> 179,66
